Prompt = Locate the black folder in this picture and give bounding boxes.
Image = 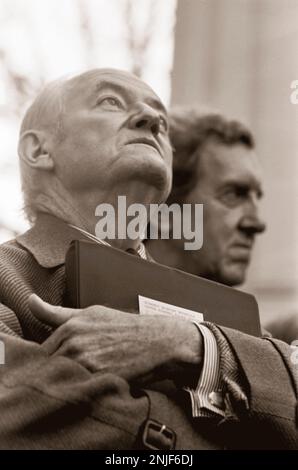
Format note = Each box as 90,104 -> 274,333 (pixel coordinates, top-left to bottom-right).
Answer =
65,239 -> 261,337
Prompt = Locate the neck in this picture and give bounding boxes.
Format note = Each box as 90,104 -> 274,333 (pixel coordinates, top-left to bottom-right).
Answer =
35,179 -> 163,251
146,238 -> 180,268
147,238 -> 200,275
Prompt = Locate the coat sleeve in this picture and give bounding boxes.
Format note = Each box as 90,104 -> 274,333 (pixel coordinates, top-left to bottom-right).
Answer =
0,329 -> 152,449
0,304 -> 219,450
208,324 -> 298,449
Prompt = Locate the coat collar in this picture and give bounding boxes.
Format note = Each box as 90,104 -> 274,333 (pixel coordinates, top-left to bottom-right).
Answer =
16,213 -> 88,268
16,212 -> 152,268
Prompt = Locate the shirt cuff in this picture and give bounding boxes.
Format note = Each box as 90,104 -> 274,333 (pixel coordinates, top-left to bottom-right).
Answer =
184,323 -> 225,418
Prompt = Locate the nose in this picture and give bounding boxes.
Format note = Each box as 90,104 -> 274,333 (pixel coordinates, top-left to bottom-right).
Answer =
239,204 -> 266,236
128,104 -> 161,136
240,215 -> 266,236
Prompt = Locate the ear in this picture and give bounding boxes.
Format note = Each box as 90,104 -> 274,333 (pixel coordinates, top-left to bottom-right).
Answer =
18,130 -> 55,171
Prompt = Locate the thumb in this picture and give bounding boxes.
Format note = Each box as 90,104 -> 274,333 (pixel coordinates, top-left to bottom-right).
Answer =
29,294 -> 77,327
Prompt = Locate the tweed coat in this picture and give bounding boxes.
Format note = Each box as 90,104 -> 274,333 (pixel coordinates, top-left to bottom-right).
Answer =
0,214 -> 297,449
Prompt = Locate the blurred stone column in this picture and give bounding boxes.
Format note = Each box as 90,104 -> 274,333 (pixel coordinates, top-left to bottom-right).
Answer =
171,0 -> 298,323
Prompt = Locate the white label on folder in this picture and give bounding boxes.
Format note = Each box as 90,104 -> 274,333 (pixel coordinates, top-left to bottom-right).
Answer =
138,295 -> 204,323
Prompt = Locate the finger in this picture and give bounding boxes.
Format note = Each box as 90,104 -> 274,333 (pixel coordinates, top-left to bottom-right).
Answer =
41,327 -> 65,354
29,294 -> 78,327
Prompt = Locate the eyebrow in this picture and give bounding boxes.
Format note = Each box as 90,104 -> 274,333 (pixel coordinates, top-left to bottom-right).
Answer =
221,180 -> 264,198
94,80 -> 168,116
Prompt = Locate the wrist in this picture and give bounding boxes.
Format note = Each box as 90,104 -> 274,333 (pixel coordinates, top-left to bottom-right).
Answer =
173,320 -> 204,365
144,315 -> 203,365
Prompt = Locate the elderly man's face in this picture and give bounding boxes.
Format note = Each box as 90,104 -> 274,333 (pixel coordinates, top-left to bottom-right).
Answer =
51,70 -> 172,200
183,139 -> 266,286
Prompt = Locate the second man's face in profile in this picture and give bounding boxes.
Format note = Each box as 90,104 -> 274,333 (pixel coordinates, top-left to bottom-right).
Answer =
181,139 -> 266,286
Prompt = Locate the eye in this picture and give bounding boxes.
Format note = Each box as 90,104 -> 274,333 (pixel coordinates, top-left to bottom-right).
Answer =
219,187 -> 248,208
96,96 -> 123,109
159,115 -> 168,132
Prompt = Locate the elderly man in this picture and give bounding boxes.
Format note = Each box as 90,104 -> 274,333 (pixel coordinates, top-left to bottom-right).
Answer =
147,108 -> 266,286
0,70 -> 296,450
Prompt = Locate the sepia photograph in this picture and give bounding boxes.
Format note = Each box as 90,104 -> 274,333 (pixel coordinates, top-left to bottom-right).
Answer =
0,0 -> 297,456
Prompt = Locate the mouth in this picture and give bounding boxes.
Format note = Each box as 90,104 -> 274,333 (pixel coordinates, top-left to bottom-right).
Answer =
125,138 -> 161,155
229,244 -> 252,262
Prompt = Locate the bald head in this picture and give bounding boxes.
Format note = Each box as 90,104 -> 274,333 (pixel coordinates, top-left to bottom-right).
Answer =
20,68 -> 153,137
20,79 -> 64,138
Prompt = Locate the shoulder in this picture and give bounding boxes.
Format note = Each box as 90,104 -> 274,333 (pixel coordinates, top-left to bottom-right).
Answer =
0,238 -> 33,265
0,238 -> 65,341
0,236 -> 65,293
0,238 -> 45,282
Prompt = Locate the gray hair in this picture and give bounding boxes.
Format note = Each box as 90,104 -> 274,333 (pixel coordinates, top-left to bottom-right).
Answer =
18,79 -> 66,222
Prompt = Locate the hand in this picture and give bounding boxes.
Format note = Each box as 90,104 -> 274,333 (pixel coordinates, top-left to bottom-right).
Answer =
29,294 -> 203,381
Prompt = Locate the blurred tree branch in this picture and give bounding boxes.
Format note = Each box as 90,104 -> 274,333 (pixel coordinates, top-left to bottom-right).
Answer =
124,0 -> 158,77
0,48 -> 42,117
77,0 -> 94,67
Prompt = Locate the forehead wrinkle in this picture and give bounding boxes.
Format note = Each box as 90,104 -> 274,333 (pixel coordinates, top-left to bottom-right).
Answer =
94,79 -> 167,115
94,80 -> 136,99
199,145 -> 262,187
92,76 -> 166,111
60,69 -> 166,115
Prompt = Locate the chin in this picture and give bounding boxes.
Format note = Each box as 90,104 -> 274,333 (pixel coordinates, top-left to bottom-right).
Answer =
221,271 -> 246,287
121,147 -> 171,184
132,163 -> 171,196
218,259 -> 250,286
